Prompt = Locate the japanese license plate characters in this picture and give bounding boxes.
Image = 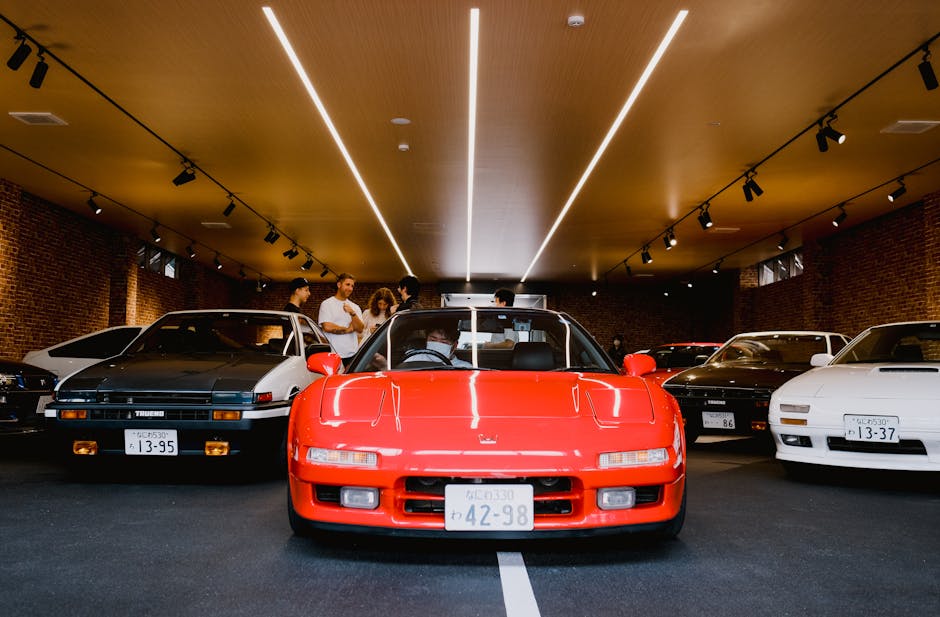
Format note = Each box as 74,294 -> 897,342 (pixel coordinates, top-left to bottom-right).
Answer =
844,415 -> 900,443
702,411 -> 735,429
444,484 -> 534,531
124,429 -> 178,455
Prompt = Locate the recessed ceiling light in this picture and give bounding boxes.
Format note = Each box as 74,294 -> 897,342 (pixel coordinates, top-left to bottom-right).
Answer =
880,120 -> 939,134
8,111 -> 68,126
391,117 -> 411,125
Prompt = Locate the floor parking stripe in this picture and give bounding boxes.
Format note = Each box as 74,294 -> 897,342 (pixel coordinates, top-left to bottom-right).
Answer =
497,551 -> 541,617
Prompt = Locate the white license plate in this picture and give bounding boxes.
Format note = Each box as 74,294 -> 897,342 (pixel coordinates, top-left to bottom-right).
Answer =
702,411 -> 736,429
35,394 -> 53,415
844,415 -> 900,443
124,429 -> 178,456
444,484 -> 534,531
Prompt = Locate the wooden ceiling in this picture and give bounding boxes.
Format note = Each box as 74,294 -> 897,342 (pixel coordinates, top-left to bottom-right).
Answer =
2,1 -> 939,285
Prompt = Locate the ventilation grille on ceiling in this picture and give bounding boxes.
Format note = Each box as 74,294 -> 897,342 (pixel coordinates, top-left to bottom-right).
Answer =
9,112 -> 68,126
880,120 -> 940,134
201,221 -> 232,229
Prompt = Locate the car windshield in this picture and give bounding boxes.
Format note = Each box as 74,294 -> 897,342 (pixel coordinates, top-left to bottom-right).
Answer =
348,308 -> 616,373
129,313 -> 296,355
833,322 -> 940,364
710,334 -> 827,366
650,345 -> 720,369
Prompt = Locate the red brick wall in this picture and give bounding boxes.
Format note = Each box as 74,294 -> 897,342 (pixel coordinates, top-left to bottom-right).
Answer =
1,179 -> 238,359
2,177 -> 938,359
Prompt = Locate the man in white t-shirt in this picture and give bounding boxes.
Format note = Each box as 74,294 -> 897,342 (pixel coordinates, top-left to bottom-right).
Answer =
485,287 -> 519,348
318,273 -> 365,367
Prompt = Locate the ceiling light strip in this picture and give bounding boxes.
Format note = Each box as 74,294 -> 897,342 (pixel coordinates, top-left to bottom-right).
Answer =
262,7 -> 413,276
520,10 -> 688,282
466,8 -> 480,282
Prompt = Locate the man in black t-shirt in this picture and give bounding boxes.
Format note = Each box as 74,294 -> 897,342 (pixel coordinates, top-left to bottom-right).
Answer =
284,277 -> 310,313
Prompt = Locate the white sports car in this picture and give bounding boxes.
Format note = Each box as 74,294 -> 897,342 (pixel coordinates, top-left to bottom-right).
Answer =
770,321 -> 940,473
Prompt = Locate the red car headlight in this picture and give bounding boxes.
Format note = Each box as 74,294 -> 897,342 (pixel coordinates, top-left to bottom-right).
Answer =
307,447 -> 378,467
598,448 -> 668,468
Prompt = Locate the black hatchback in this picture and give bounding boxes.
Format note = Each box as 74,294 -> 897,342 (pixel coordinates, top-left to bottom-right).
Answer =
0,359 -> 57,434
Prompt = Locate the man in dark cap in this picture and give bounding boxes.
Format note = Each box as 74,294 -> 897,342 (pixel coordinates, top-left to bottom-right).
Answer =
283,277 -> 310,313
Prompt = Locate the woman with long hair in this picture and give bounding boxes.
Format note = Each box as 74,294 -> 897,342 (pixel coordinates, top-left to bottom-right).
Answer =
361,287 -> 395,343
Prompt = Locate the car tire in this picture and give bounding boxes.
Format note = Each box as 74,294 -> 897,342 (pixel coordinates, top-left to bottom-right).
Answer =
659,484 -> 687,539
287,487 -> 314,537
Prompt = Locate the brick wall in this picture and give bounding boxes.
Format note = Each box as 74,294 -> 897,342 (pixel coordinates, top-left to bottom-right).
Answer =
2,177 -> 938,359
0,179 -> 238,359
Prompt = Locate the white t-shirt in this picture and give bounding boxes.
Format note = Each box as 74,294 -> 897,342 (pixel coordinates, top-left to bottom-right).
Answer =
318,296 -> 363,358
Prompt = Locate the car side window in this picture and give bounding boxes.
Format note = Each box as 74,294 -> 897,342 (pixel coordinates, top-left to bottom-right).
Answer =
49,328 -> 141,359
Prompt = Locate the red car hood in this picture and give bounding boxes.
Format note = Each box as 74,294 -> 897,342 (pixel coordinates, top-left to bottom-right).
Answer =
315,371 -> 655,424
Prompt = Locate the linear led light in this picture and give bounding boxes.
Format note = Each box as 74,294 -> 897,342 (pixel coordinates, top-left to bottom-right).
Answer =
263,7 -> 412,277
465,8 -> 480,282
521,10 -> 688,282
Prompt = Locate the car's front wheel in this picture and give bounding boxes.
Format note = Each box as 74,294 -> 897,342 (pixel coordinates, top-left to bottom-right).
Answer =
287,487 -> 313,537
659,483 -> 687,539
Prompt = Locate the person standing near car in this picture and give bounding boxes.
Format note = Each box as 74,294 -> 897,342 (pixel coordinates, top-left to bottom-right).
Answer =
318,273 -> 365,367
608,334 -> 627,366
283,277 -> 310,313
361,287 -> 395,342
391,275 -> 421,313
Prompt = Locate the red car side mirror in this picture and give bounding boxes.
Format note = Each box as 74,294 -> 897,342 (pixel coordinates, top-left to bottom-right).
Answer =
623,353 -> 656,377
307,352 -> 343,376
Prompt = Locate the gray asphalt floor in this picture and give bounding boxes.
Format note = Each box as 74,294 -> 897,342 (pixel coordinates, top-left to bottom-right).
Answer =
2,433 -> 938,617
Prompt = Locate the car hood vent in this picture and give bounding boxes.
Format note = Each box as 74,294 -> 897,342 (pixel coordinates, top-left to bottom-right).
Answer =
878,367 -> 938,373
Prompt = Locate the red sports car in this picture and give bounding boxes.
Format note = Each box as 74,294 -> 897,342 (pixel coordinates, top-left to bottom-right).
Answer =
287,307 -> 686,539
644,342 -> 723,386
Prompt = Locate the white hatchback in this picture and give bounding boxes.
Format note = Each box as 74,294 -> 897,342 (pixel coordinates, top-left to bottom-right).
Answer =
770,321 -> 940,473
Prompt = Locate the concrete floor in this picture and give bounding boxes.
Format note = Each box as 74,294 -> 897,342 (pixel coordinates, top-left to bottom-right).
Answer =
2,434 -> 938,617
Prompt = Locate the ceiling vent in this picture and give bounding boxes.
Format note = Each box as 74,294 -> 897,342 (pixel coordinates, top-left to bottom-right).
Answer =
8,112 -> 68,126
880,120 -> 940,134
201,221 -> 232,229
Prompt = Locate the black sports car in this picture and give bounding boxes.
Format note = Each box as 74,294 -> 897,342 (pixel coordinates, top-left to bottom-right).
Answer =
0,359 -> 57,435
662,331 -> 849,443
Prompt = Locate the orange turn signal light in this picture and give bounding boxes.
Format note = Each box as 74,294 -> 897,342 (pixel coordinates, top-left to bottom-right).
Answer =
60,409 -> 88,420
212,410 -> 242,421
751,420 -> 769,431
205,441 -> 230,456
73,440 -> 98,455
780,418 -> 808,426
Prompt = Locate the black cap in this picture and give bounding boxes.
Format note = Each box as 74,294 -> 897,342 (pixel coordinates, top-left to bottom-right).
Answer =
289,277 -> 309,291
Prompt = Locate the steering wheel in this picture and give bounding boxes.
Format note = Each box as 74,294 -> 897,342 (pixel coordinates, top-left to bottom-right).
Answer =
402,347 -> 453,365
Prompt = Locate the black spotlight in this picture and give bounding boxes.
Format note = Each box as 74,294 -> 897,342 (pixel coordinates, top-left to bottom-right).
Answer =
223,199 -> 236,216
186,244 -> 196,259
320,266 -> 330,278
888,179 -> 906,203
712,259 -> 722,274
300,255 -> 314,271
919,47 -> 938,91
777,233 -> 789,251
264,226 -> 280,244
214,254 -> 223,270
832,205 -> 847,227
87,193 -> 101,215
283,246 -> 299,259
698,205 -> 713,230
641,247 -> 653,264
663,234 -> 673,250
172,167 -> 196,186
150,225 -> 162,243
238,266 -> 246,279
743,173 -> 763,202
29,51 -> 48,89
7,37 -> 31,70
816,116 -> 846,153
624,263 -> 632,277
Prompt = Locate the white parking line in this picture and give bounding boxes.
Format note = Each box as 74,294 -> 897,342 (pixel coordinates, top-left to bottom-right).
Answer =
497,551 -> 541,617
